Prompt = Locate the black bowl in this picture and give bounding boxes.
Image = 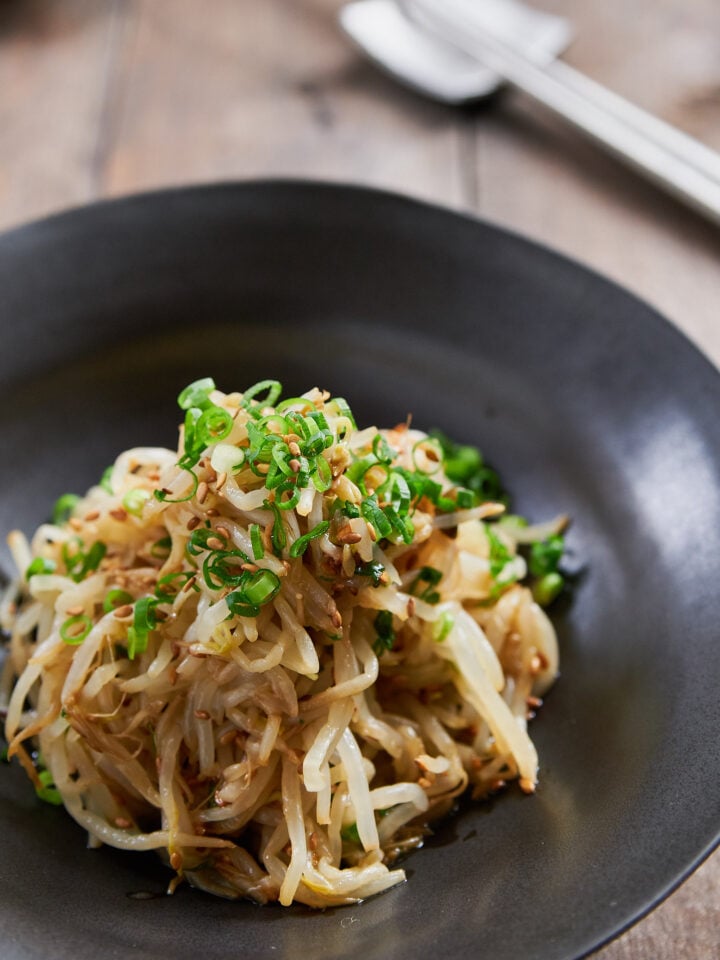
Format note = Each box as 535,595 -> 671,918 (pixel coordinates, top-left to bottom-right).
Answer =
1,181 -> 718,960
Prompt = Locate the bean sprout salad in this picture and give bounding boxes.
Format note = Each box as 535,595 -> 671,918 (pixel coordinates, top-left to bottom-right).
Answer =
1,379 -> 567,906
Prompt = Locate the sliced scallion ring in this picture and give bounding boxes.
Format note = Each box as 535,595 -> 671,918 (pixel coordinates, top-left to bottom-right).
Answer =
61,614 -> 93,645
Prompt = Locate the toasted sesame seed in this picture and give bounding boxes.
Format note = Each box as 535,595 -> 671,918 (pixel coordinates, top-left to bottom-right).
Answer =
215,525 -> 230,539
68,518 -> 83,532
170,851 -> 183,871
83,509 -> 100,522
114,817 -> 132,829
181,575 -> 197,593
215,472 -> 228,491
406,597 -> 416,617
65,604 -> 84,617
113,604 -> 133,619
337,526 -> 362,545
109,508 -> 127,522
366,522 -> 377,542
288,441 -> 301,457
186,515 -> 201,531
197,481 -> 209,504
205,508 -> 220,517
194,709 -> 210,720
206,536 -> 225,551
330,609 -> 343,629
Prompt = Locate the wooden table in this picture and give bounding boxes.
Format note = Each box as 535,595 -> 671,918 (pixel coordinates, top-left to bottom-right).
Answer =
1,1 -> 718,956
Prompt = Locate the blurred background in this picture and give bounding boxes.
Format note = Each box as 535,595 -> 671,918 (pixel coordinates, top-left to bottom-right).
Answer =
0,1 -> 718,957
1,1 -> 720,365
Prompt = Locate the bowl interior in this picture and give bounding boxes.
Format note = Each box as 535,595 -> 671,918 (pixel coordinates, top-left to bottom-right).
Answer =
1,182 -> 718,960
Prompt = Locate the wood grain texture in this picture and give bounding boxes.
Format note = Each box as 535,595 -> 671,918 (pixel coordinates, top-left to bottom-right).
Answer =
474,0 -> 720,366
0,0 -> 123,230
99,0 -> 467,207
0,1 -> 717,957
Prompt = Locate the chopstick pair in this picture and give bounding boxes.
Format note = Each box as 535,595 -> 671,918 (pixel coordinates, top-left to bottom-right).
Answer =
344,0 -> 720,226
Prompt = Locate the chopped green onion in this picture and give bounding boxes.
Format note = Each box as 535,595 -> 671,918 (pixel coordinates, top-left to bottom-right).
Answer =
25,557 -> 56,580
150,535 -> 172,559
271,443 -> 296,477
329,396 -> 357,429
274,482 -> 301,512
340,822 -> 361,844
127,597 -> 158,659
529,535 -> 565,578
455,488 -> 475,509
382,504 -> 414,545
411,437 -> 443,475
250,524 -> 265,560
178,407 -> 204,469
289,521 -> 330,559
178,377 -> 216,411
63,540 -> 107,583
225,594 -> 260,619
311,455 -> 332,493
78,541 -> 107,581
373,610 -> 395,656
197,406 -> 233,445
485,525 -> 514,579
372,433 -> 395,464
347,456 -> 390,495
301,423 -> 333,458
52,493 -> 80,526
276,396 -> 314,414
61,614 -> 93,645
242,569 -> 282,605
202,550 -> 251,590
154,468 -> 199,504
360,497 -> 392,539
411,566 -> 442,604
242,380 -> 283,410
224,569 -> 281,619
36,768 -> 63,806
188,526 -> 228,556
431,430 -> 507,504
122,488 -> 150,516
103,589 -> 134,613
265,500 -> 287,554
432,611 -> 455,643
532,572 -> 564,607
100,466 -> 114,494
354,561 -> 385,586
